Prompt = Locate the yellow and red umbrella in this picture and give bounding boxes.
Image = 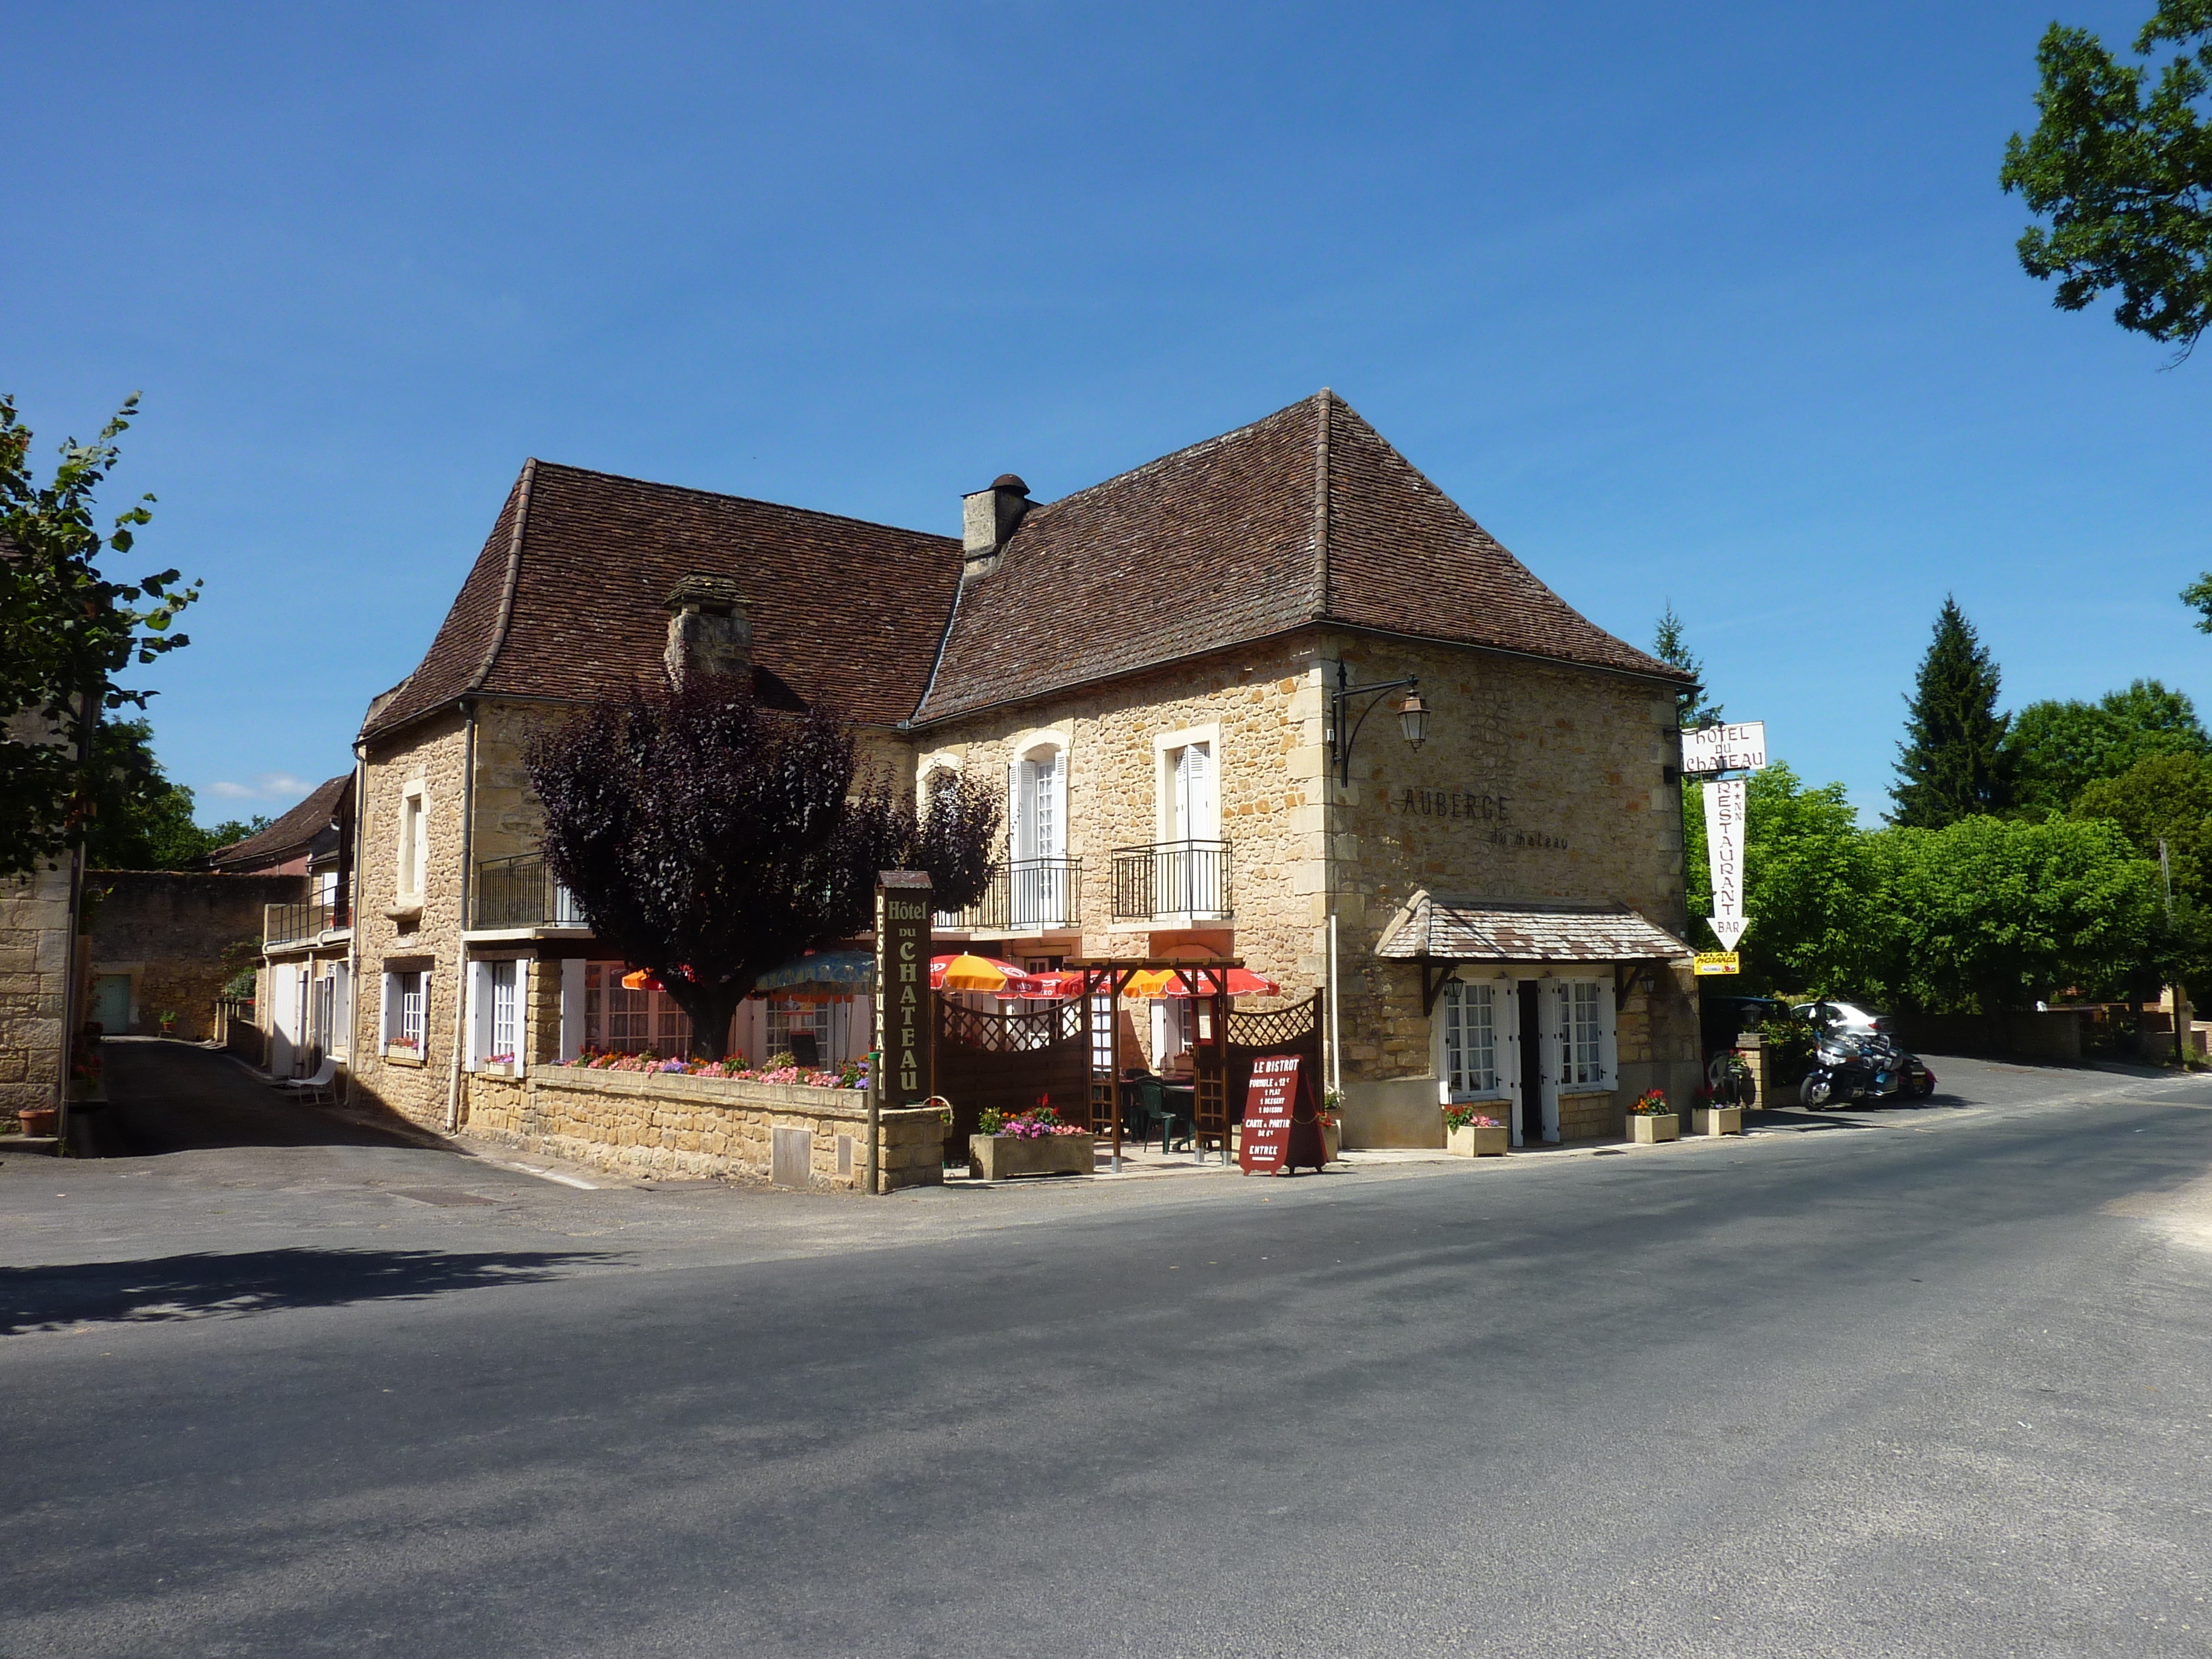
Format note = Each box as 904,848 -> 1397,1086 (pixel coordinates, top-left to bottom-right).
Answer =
930,953 -> 1052,997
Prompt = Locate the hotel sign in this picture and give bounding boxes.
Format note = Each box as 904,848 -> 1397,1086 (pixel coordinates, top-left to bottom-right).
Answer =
874,871 -> 933,1106
1681,722 -> 1766,776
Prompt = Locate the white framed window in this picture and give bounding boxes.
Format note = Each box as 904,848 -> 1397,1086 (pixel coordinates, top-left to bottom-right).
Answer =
765,997 -> 831,1064
1008,738 -> 1069,926
490,960 -> 519,1062
383,970 -> 427,1054
1440,979 -> 1501,1097
1552,979 -> 1614,1090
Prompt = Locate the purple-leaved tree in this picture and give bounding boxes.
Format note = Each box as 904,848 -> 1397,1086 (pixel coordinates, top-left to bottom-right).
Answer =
525,671 -> 998,1061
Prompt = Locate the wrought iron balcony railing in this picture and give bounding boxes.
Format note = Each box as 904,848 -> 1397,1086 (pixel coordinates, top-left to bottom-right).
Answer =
1109,839 -> 1232,921
472,854 -> 588,930
933,856 -> 1082,932
264,897 -> 348,949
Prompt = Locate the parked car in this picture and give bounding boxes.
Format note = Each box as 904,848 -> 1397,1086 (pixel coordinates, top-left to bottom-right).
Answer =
1794,999 -> 1889,1036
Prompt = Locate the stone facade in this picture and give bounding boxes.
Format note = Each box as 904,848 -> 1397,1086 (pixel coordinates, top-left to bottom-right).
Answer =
0,861 -> 78,1130
87,870 -> 304,1041
466,1067 -> 943,1189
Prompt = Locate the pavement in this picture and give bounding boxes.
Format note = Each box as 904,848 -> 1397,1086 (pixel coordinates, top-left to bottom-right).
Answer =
2,1040 -> 2210,1655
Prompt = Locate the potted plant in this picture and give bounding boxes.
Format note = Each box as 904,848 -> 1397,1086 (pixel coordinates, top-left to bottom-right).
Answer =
1444,1102 -> 1508,1157
1691,1081 -> 1743,1138
155,1008 -> 178,1037
1626,1088 -> 1679,1144
1321,1087 -> 1344,1164
970,1104 -> 1096,1180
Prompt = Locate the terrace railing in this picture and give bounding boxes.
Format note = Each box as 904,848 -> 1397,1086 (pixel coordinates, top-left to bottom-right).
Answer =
472,854 -> 588,930
1109,839 -> 1232,922
934,856 -> 1082,931
264,897 -> 348,949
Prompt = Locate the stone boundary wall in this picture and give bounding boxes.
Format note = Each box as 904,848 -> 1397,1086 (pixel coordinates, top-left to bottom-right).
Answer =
463,1067 -> 944,1190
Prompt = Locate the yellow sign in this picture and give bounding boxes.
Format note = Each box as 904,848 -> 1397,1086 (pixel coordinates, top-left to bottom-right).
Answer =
1693,952 -> 1741,976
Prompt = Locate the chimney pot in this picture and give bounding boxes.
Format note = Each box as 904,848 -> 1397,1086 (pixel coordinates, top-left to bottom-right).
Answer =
962,475 -> 1033,572
663,573 -> 752,686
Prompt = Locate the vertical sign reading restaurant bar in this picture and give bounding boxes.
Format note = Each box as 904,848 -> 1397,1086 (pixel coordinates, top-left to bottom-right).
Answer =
874,871 -> 933,1106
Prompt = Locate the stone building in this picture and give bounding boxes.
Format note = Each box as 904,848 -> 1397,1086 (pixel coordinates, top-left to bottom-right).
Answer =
84,869 -> 306,1043
342,391 -> 1701,1150
1,709 -> 85,1133
217,774 -> 358,1078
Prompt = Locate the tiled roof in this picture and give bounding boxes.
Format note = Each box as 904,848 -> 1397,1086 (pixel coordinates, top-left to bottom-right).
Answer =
204,774 -> 354,871
911,390 -> 1689,723
360,462 -> 964,744
1374,892 -> 1692,963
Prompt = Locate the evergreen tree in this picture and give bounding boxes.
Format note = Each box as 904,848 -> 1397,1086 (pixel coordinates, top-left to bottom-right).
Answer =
1893,597 -> 2011,827
1652,602 -> 1723,728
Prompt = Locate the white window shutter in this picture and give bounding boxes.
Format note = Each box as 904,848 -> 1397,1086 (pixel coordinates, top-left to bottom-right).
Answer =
379,973 -> 395,1049
465,961 -> 489,1071
1008,760 -> 1028,862
1189,742 -> 1216,839
560,959 -> 586,1062
1047,749 -> 1067,859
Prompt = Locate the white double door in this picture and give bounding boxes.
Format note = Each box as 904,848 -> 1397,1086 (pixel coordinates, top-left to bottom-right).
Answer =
1502,977 -> 1564,1148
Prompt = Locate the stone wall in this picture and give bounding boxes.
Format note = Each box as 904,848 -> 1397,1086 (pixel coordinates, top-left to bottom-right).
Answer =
0,862 -> 76,1129
1321,632 -> 1701,1144
466,1067 -> 943,1189
86,870 -> 304,1040
349,711 -> 472,1130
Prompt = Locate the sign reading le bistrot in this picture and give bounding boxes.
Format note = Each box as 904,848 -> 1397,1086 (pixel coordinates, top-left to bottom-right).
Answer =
874,872 -> 933,1107
1239,1054 -> 1327,1176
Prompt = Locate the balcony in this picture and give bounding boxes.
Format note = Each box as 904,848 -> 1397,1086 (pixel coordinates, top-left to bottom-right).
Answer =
472,854 -> 588,930
934,857 -> 1082,932
1110,840 -> 1232,922
264,897 -> 348,950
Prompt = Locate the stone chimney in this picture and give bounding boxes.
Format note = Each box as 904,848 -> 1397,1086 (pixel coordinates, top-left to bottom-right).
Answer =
960,474 -> 1031,580
663,574 -> 751,688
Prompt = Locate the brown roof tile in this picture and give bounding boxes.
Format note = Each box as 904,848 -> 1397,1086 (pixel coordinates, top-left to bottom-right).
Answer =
1374,893 -> 1692,964
204,774 -> 354,871
360,463 -> 964,744
913,391 -> 1688,723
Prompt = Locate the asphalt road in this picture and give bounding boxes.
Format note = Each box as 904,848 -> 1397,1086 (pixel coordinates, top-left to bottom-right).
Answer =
3,1043 -> 2210,1657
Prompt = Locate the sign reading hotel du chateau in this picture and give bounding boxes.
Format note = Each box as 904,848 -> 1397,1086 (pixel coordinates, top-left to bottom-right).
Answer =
1239,1055 -> 1328,1176
1680,722 -> 1767,776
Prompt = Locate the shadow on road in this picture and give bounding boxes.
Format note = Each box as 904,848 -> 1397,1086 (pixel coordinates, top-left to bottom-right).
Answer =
82,1040 -> 444,1158
1,1247 -> 618,1335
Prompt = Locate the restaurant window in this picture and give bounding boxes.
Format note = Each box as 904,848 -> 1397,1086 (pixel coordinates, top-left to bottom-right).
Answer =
1441,979 -> 1499,1096
1553,979 -> 1611,1089
766,997 -> 830,1064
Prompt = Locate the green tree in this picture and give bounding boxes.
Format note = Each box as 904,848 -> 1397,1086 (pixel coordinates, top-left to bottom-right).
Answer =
75,718 -> 250,869
0,394 -> 199,876
1893,597 -> 2011,827
1883,815 -> 2168,1011
2186,569 -> 2212,630
2074,751 -> 2212,999
1685,763 -> 1892,996
2004,679 -> 2209,813
1652,602 -> 1723,728
2001,2 -> 2212,362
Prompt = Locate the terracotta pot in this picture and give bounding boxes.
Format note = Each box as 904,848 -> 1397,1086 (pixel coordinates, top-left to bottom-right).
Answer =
18,1107 -> 58,1137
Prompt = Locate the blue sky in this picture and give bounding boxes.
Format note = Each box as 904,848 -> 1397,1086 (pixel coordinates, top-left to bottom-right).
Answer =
7,1 -> 2207,823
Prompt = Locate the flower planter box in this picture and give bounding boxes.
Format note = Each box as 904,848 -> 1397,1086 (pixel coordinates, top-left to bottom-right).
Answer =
970,1132 -> 1096,1181
1321,1118 -> 1342,1164
1447,1123 -> 1509,1157
1692,1106 -> 1743,1137
476,1061 -> 518,1079
1628,1113 -> 1680,1144
18,1107 -> 58,1137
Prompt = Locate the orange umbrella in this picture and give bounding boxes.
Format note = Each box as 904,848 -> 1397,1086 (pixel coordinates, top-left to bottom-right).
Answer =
930,953 -> 1051,996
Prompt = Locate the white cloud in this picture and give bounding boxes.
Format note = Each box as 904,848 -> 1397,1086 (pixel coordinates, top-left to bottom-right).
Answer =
206,771 -> 317,802
207,780 -> 259,800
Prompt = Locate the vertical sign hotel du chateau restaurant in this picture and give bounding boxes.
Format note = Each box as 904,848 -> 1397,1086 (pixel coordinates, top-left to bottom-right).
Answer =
874,872 -> 933,1105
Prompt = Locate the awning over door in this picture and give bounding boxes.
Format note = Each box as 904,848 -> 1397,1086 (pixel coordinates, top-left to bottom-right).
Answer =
1373,891 -> 1692,965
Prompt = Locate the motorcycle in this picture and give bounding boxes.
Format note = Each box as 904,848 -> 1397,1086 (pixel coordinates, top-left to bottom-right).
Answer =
1801,1030 -> 1937,1108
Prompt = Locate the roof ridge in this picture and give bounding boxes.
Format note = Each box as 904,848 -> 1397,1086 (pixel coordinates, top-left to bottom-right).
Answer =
1022,394 -> 1320,520
1312,387 -> 1332,620
526,458 -> 959,545
467,457 -> 534,698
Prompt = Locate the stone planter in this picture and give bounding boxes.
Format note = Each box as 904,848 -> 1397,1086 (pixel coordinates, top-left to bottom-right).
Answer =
1321,1118 -> 1342,1164
1692,1106 -> 1743,1136
1446,1122 -> 1509,1157
1628,1113 -> 1680,1144
970,1132 -> 1096,1181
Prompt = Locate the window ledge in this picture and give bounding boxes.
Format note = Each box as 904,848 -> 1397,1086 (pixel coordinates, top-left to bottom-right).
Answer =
384,1046 -> 426,1067
385,901 -> 424,924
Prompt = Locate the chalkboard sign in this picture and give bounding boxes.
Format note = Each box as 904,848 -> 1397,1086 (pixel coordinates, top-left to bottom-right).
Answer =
1239,1054 -> 1327,1176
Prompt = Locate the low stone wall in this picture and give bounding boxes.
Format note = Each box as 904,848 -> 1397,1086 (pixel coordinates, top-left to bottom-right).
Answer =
462,1067 -> 944,1191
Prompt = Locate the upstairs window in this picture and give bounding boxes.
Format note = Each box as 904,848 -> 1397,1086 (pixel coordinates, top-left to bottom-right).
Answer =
1164,739 -> 1217,842
396,791 -> 427,899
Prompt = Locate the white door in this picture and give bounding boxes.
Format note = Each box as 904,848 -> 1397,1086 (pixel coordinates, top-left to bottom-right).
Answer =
1167,742 -> 1217,842
1012,748 -> 1064,924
